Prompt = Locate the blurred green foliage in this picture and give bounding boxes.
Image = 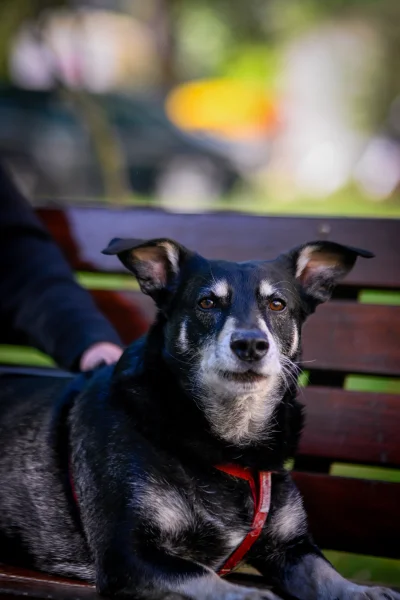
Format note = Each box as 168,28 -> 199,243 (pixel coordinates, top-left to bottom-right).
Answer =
325,552 -> 400,587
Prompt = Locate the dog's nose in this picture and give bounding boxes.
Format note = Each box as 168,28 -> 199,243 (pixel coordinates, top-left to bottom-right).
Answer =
230,330 -> 269,362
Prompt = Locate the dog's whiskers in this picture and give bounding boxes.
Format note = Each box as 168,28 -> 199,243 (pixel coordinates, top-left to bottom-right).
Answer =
296,359 -> 316,364
279,355 -> 302,392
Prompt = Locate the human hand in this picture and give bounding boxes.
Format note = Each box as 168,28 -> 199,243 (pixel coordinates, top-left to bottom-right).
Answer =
79,342 -> 123,371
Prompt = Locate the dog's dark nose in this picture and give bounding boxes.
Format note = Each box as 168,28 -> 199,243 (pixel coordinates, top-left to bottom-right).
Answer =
230,330 -> 269,362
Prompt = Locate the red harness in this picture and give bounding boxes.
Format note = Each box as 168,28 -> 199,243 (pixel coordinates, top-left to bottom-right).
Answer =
69,464 -> 271,577
215,464 -> 272,576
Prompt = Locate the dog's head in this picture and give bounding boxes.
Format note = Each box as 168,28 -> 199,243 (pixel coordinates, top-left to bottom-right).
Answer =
103,238 -> 373,445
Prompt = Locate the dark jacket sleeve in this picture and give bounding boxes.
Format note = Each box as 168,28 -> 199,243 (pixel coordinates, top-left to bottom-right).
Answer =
0,164 -> 122,371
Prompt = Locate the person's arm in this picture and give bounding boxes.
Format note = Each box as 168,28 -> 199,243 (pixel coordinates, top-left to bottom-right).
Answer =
0,163 -> 123,371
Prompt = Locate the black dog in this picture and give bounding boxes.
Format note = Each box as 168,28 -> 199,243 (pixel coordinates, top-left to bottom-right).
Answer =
0,238 -> 397,600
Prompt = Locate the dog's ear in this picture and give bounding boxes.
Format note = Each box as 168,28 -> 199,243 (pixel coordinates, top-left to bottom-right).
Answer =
287,241 -> 374,303
102,237 -> 191,305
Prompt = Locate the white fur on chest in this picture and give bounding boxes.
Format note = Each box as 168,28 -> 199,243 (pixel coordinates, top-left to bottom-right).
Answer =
136,477 -> 248,560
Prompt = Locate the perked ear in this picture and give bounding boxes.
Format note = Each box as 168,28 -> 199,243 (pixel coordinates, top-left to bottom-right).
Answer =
288,241 -> 374,303
102,237 -> 191,305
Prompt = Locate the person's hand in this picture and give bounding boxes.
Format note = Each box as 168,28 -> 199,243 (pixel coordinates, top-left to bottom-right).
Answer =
79,342 -> 123,371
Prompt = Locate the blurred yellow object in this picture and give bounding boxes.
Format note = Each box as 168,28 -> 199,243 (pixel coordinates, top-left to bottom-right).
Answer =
166,79 -> 279,141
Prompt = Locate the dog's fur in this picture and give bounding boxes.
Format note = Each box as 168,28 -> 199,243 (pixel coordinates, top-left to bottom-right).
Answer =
0,238 -> 398,600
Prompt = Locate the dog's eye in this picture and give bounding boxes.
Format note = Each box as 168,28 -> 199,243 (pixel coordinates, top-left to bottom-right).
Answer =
198,297 -> 215,310
269,299 -> 286,312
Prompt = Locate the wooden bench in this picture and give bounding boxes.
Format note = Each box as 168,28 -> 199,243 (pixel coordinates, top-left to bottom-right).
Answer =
1,207 -> 399,597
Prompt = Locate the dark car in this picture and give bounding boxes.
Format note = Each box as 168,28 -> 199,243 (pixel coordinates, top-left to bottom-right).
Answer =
0,86 -> 240,203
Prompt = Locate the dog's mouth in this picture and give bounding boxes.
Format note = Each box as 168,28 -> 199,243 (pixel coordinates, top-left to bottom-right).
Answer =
217,370 -> 267,384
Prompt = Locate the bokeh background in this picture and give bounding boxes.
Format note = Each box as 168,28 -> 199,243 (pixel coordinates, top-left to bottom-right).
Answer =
1,0 -> 400,216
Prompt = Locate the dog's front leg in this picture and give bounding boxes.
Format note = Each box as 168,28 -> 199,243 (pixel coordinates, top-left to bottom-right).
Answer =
97,543 -> 282,600
79,483 -> 284,600
255,546 -> 400,600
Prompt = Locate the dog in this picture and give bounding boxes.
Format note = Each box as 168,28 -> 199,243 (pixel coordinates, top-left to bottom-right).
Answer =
0,237 -> 398,600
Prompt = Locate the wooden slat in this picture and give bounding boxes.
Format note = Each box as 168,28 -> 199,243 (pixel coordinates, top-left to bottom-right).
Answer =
302,303 -> 400,376
0,565 -> 97,600
36,208 -> 400,289
293,472 -> 400,558
298,387 -> 400,466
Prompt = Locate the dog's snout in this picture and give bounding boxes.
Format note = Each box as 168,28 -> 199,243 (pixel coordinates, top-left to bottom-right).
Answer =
230,330 -> 269,362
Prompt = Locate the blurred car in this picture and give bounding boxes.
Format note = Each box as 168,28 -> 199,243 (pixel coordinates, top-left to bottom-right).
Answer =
0,86 -> 240,203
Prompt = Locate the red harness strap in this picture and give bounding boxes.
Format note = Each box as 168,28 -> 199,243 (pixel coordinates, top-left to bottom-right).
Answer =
215,464 -> 272,576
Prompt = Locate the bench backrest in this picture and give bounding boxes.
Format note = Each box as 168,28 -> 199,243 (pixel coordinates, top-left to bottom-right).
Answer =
36,207 -> 400,559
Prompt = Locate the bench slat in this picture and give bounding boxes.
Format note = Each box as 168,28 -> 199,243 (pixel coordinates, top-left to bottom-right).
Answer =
302,303 -> 400,376
299,387 -> 400,466
37,209 -> 400,289
293,472 -> 400,558
0,564 -> 97,600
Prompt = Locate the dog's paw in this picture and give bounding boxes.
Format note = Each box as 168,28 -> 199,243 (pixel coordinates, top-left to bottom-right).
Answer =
176,574 -> 283,600
248,590 -> 282,600
350,586 -> 400,600
211,585 -> 281,600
